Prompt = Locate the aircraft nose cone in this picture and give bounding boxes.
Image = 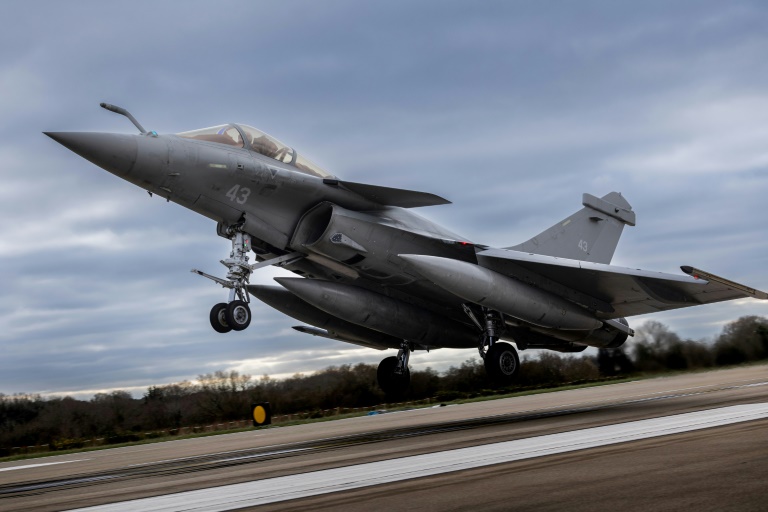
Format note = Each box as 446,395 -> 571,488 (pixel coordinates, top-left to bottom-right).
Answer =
45,132 -> 138,176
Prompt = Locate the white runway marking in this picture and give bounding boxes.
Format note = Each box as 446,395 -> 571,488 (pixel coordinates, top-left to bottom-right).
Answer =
0,459 -> 86,472
72,403 -> 768,512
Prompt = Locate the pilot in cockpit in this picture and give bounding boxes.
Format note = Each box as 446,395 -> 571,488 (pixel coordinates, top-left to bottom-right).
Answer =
250,135 -> 279,159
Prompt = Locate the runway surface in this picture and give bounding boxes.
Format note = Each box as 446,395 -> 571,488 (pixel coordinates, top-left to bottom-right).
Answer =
2,364 -> 767,511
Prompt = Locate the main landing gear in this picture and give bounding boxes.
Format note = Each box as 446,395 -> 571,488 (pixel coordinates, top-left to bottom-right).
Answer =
464,305 -> 520,387
192,225 -> 302,334
377,341 -> 411,396
375,307 -> 520,395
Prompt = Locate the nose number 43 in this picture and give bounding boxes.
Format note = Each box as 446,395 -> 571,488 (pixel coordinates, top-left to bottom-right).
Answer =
226,184 -> 251,205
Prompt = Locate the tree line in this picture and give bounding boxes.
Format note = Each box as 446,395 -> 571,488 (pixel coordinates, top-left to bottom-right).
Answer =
2,315 -> 766,456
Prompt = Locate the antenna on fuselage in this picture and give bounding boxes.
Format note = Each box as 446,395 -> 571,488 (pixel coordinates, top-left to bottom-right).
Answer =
100,102 -> 149,135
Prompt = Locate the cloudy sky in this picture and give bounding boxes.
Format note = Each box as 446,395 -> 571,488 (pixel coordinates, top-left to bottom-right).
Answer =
1,1 -> 767,398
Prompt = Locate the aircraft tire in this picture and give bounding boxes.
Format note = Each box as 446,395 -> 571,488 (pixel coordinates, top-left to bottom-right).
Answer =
210,303 -> 232,333
485,342 -> 520,386
226,300 -> 252,331
377,356 -> 410,396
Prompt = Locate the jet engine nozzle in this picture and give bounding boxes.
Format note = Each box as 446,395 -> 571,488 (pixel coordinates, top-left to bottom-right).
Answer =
45,132 -> 138,177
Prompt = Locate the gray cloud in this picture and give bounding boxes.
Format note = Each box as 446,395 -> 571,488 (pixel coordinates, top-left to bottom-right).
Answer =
1,1 -> 767,397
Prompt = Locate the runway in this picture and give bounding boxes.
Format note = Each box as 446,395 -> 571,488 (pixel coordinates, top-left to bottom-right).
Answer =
2,364 -> 767,511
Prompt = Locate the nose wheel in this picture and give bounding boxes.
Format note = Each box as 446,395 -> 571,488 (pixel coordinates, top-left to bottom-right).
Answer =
225,300 -> 251,331
210,300 -> 252,333
210,303 -> 231,333
193,225 -> 304,334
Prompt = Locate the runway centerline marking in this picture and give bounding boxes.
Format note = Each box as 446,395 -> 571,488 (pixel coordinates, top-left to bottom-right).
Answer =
0,460 -> 86,472
70,403 -> 768,512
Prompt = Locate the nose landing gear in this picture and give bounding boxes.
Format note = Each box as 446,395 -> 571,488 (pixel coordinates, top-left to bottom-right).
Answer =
192,225 -> 302,333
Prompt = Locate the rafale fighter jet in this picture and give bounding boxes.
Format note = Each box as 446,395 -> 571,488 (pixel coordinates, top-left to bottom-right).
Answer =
46,104 -> 767,394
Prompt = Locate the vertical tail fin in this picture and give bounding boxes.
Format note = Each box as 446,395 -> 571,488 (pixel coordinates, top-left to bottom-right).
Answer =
507,192 -> 635,264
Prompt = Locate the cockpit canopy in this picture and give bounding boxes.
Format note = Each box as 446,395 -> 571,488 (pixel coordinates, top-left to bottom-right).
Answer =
177,124 -> 333,178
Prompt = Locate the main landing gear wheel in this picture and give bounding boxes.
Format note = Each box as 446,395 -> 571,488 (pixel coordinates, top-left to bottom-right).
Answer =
210,303 -> 231,333
377,356 -> 410,397
225,300 -> 251,331
485,342 -> 520,387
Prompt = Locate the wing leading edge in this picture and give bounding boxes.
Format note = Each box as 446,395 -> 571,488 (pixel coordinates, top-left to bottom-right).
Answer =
329,180 -> 451,208
476,248 -> 767,319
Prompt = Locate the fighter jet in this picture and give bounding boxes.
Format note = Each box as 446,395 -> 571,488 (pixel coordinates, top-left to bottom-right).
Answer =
46,104 -> 767,395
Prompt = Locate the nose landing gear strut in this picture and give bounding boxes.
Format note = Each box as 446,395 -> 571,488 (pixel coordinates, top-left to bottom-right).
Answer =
192,225 -> 303,333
